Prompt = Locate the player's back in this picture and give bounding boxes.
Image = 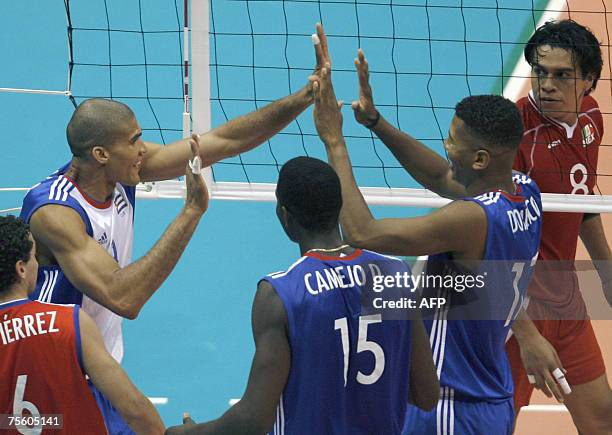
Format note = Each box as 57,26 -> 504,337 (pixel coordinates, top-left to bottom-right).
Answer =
261,249 -> 413,435
423,172 -> 542,401
0,299 -> 107,434
403,173 -> 542,434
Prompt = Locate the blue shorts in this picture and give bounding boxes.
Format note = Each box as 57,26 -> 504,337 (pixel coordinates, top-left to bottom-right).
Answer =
88,380 -> 136,435
403,389 -> 514,435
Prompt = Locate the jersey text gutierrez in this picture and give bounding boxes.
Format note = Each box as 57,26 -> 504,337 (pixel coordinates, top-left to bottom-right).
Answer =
0,311 -> 60,345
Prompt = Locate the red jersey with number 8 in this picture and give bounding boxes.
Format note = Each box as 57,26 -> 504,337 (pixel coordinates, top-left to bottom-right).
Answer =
0,299 -> 107,434
514,93 -> 602,310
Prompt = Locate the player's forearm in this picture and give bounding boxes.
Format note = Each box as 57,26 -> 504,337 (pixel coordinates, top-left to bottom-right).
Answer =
123,399 -> 165,434
371,116 -> 455,196
201,86 -> 312,165
108,206 -> 203,319
325,143 -> 376,246
511,309 -> 541,344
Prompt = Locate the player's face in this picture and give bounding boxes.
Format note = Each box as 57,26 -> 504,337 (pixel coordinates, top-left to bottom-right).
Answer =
444,116 -> 479,186
530,45 -> 594,125
106,117 -> 147,186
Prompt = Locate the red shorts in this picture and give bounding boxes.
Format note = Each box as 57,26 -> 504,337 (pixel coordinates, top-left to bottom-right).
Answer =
506,319 -> 606,409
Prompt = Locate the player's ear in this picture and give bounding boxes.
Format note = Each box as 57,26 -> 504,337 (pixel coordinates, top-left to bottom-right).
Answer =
91,145 -> 110,165
276,202 -> 286,223
582,72 -> 595,96
472,149 -> 490,171
14,260 -> 27,282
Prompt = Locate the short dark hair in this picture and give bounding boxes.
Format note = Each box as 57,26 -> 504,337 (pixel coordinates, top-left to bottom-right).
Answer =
455,95 -> 524,150
66,98 -> 136,158
525,20 -> 603,94
276,156 -> 342,232
0,216 -> 33,291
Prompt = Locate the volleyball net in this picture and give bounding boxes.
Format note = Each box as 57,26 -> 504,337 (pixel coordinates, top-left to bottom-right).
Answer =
2,0 -> 612,212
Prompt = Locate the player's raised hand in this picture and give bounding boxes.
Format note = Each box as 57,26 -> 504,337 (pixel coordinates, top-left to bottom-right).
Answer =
352,49 -> 380,128
184,134 -> 209,215
313,23 -> 331,76
312,62 -> 345,147
307,23 -> 332,100
518,332 -> 570,402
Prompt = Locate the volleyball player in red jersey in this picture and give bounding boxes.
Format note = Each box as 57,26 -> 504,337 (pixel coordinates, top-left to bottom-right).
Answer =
506,20 -> 612,433
0,215 -> 164,434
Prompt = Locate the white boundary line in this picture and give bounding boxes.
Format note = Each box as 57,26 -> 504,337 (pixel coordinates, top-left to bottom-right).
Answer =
148,397 -> 168,405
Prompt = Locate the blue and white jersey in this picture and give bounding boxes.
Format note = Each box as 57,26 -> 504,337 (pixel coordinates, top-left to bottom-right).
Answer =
20,163 -> 136,362
422,172 -> 542,403
261,249 -> 414,435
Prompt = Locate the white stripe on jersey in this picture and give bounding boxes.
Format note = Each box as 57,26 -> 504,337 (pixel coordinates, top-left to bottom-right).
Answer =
41,271 -> 59,303
273,395 -> 285,435
436,387 -> 456,435
61,182 -> 73,202
430,289 -> 442,348
475,192 -> 501,205
53,177 -> 68,201
279,394 -> 284,435
48,177 -> 61,200
274,405 -> 278,435
443,387 -> 449,435
436,389 -> 444,435
46,271 -> 59,302
47,176 -> 75,202
449,388 -> 455,435
436,305 -> 449,379
38,270 -> 50,302
430,287 -> 450,379
512,173 -> 531,185
39,270 -> 57,303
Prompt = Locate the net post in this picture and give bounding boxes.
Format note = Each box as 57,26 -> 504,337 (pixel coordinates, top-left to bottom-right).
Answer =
191,0 -> 214,193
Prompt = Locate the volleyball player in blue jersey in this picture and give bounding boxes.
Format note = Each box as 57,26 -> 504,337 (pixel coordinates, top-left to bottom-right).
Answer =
165,155 -> 439,435
310,25 -> 542,435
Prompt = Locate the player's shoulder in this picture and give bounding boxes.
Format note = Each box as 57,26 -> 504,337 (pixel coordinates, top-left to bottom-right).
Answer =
21,164 -> 80,222
2,299 -> 76,316
516,95 -> 548,136
23,171 -> 66,203
513,171 -> 538,188
264,255 -> 311,281
513,171 -> 542,202
361,249 -> 406,264
515,95 -> 529,109
35,300 -> 77,309
582,95 -> 600,112
581,95 -> 603,129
